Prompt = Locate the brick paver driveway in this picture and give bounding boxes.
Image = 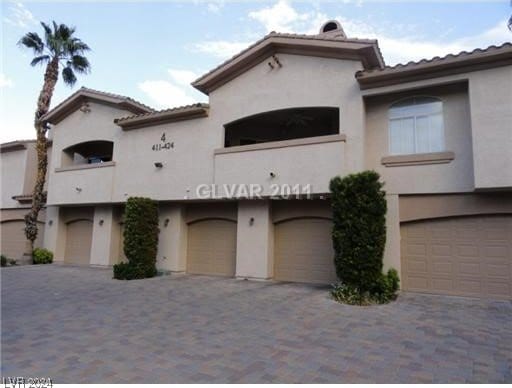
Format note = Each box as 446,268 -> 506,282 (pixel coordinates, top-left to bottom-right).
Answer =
1,265 -> 511,383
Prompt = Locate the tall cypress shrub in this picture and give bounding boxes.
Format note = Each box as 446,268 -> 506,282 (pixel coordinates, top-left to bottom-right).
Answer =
113,197 -> 159,280
329,171 -> 387,293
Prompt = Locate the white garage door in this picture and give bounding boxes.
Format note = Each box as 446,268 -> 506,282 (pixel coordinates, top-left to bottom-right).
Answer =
1,221 -> 44,261
65,220 -> 93,265
187,219 -> 237,276
401,215 -> 512,299
274,218 -> 336,284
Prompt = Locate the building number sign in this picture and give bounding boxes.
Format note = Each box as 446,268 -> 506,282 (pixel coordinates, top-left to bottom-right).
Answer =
152,133 -> 174,151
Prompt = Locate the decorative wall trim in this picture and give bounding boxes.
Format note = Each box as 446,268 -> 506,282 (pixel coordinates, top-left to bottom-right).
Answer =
214,134 -> 346,155
381,151 -> 454,167
55,161 -> 116,172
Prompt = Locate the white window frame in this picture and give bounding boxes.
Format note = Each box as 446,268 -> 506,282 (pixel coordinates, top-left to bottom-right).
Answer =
388,96 -> 445,155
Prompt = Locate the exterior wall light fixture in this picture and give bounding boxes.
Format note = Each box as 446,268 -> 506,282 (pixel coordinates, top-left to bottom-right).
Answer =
48,220 -> 53,226
249,217 -> 255,226
99,219 -> 104,226
164,218 -> 170,227
75,187 -> 82,192
154,162 -> 163,168
269,172 -> 276,178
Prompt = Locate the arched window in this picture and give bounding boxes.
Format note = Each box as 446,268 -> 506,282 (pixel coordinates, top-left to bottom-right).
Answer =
224,107 -> 339,147
388,97 -> 444,155
61,140 -> 113,167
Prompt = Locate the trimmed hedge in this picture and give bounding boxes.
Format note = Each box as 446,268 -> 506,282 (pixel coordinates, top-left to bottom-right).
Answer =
113,197 -> 159,280
329,170 -> 399,304
32,248 -> 53,264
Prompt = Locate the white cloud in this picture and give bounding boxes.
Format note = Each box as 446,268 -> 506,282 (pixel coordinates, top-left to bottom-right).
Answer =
138,80 -> 197,109
248,0 -> 327,35
193,40 -> 251,60
194,0 -> 511,67
3,1 -> 37,28
138,68 -> 208,108
0,73 -> 14,88
340,18 -> 512,65
168,69 -> 199,86
207,1 -> 224,14
248,0 -> 308,33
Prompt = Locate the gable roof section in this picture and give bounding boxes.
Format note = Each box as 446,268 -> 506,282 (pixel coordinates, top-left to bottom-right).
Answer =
192,32 -> 385,94
0,139 -> 35,153
114,103 -> 209,130
356,42 -> 512,90
40,87 -> 155,125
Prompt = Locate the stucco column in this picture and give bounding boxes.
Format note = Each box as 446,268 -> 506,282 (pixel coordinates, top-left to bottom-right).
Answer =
157,204 -> 187,272
90,206 -> 115,266
383,194 -> 401,276
43,205 -> 66,262
235,200 -> 274,280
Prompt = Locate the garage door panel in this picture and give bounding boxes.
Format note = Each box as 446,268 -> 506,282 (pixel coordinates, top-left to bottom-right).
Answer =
274,218 -> 336,284
487,282 -> 511,298
456,278 -> 483,295
65,220 -> 93,265
187,220 -> 236,277
431,277 -> 456,292
431,258 -> 454,275
458,259 -> 481,276
486,259 -> 510,278
401,215 -> 512,299
1,221 -> 44,261
457,244 -> 479,257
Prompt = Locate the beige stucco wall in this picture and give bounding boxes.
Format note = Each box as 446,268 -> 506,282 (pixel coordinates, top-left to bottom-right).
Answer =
399,192 -> 512,222
210,54 -> 365,175
468,66 -> 512,189
111,118 -> 215,202
236,200 -> 274,280
47,102 -> 134,205
364,84 -> 475,195
157,204 -> 188,272
1,147 -> 28,209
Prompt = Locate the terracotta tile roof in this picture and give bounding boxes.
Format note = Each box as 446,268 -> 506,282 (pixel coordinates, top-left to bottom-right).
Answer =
356,42 -> 512,88
40,86 -> 155,124
192,31 -> 385,94
114,103 -> 210,130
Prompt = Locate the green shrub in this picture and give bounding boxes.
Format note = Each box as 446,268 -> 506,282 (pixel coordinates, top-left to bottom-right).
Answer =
32,248 -> 53,264
113,262 -> 157,280
329,171 -> 399,305
113,197 -> 159,280
371,269 -> 400,304
1,255 -> 7,267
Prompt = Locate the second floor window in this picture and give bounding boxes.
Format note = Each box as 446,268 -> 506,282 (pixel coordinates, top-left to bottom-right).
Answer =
388,97 -> 445,155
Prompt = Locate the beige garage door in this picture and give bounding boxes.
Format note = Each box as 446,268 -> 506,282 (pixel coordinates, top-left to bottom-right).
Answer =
187,219 -> 236,276
401,215 -> 512,299
65,220 -> 93,265
274,218 -> 336,284
1,221 -> 44,261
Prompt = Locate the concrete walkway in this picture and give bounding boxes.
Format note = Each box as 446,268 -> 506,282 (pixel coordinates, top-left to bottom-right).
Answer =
1,265 -> 511,383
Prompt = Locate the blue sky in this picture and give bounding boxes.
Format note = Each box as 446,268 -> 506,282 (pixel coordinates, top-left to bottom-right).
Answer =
1,0 -> 511,142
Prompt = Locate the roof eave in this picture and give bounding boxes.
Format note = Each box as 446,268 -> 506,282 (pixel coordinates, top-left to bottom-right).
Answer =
40,89 -> 154,125
192,36 -> 384,94
357,45 -> 512,90
115,106 -> 209,130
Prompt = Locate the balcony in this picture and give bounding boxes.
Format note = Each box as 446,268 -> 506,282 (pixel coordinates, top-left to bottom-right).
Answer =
213,134 -> 346,197
47,162 -> 115,205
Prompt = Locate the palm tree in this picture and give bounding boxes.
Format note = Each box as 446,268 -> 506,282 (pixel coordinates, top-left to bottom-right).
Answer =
18,21 -> 91,257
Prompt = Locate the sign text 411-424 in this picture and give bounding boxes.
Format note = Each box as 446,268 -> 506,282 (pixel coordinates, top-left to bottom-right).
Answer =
152,133 -> 174,151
